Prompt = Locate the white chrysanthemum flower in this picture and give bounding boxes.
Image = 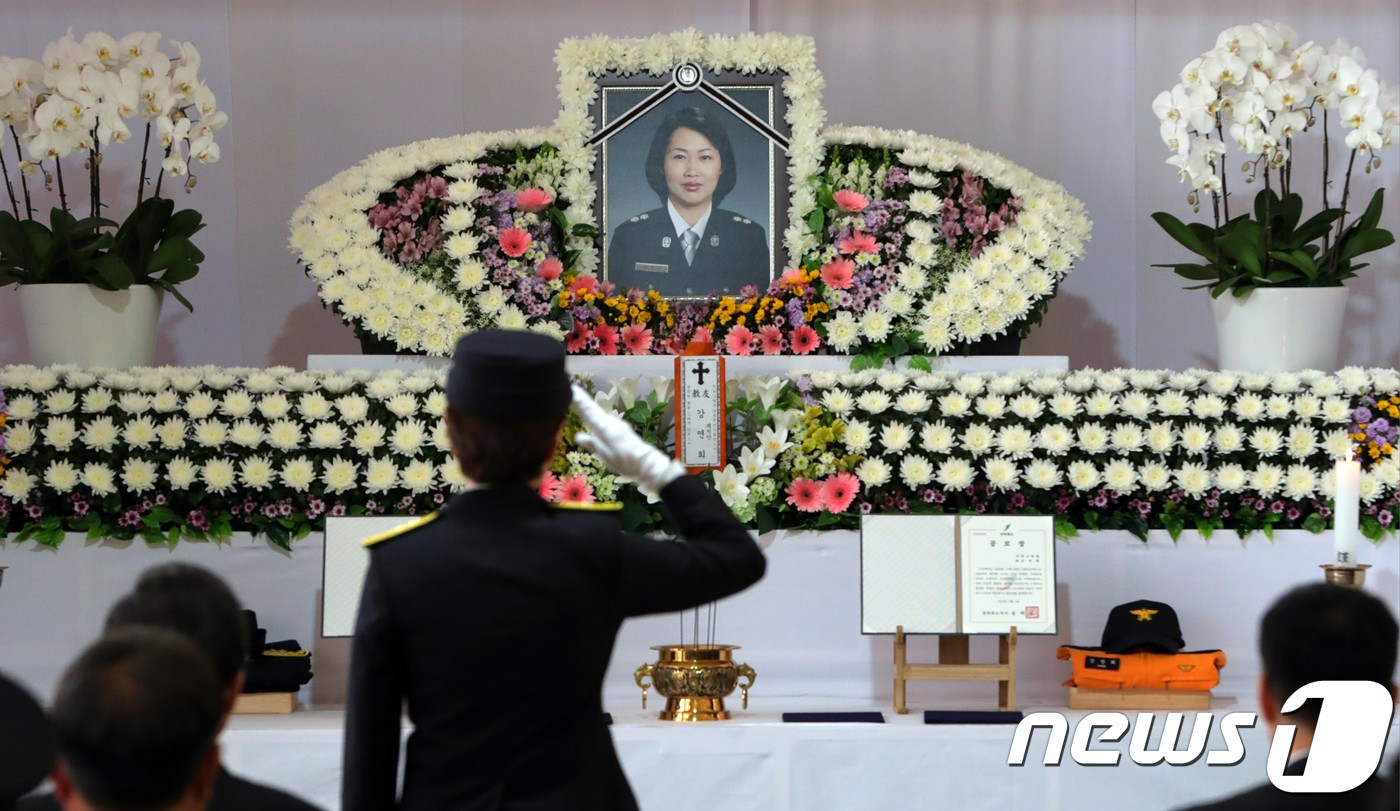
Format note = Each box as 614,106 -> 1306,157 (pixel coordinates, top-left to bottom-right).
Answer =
280,458 -> 316,491
1156,391 -> 1190,416
261,420 -> 300,451
843,419 -> 873,453
954,376 -> 986,395
299,393 -> 334,421
920,421 -> 955,454
906,219 -> 936,241
856,391 -> 892,415
1249,427 -> 1285,457
0,468 -> 35,501
1214,464 -> 1248,493
880,423 -> 914,454
382,393 -> 417,418
1205,373 -> 1239,395
860,310 -> 892,342
1233,394 -> 1267,421
935,457 -> 975,489
898,265 -> 928,290
1147,422 -> 1176,453
1083,392 -> 1117,417
1191,394 -> 1227,419
82,417 -> 120,451
152,391 -> 180,412
239,456 -> 276,490
42,417 -> 78,451
983,457 -> 1019,491
822,388 -> 855,416
1048,393 -> 1080,419
1025,460 -> 1062,489
1251,464 -> 1285,498
158,418 -> 188,449
229,420 -> 264,448
184,392 -> 218,419
1266,395 -> 1293,419
390,420 -> 427,456
333,394 -> 369,423
167,456 -> 200,490
962,423 -> 995,456
826,311 -> 860,352
1135,462 -> 1170,492
1037,424 -> 1074,455
894,391 -> 931,415
855,457 -> 891,488
908,190 -> 940,214
221,390 -> 256,418
202,460 -> 237,494
1283,465 -> 1318,500
1320,397 -> 1351,423
1110,424 -> 1145,453
1180,423 -> 1212,454
321,457 -> 359,494
80,463 -> 117,496
1323,429 -> 1353,458
906,240 -> 938,268
996,425 -> 1036,458
193,419 -> 228,447
5,394 -> 39,420
899,454 -> 935,487
81,388 -> 114,413
1008,394 -> 1044,420
1213,424 -> 1245,453
309,423 -> 347,449
1285,425 -> 1318,459
1077,423 -> 1109,453
938,392 -> 972,417
1067,461 -> 1100,492
400,459 -> 438,494
1102,460 -> 1137,494
1175,463 -> 1212,497
809,371 -> 838,389
1292,395 -> 1322,419
352,422 -> 387,455
43,391 -> 77,414
975,395 -> 1007,420
121,458 -> 159,493
42,461 -> 79,493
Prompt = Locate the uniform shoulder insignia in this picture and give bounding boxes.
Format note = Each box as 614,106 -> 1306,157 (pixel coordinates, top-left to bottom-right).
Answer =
639,213 -> 649,220
732,215 -> 742,222
629,216 -> 640,222
552,501 -> 623,512
362,513 -> 439,547
742,218 -> 752,224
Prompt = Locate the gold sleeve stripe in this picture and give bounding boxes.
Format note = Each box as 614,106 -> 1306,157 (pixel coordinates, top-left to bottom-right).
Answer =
362,513 -> 439,547
552,501 -> 623,512
261,650 -> 311,658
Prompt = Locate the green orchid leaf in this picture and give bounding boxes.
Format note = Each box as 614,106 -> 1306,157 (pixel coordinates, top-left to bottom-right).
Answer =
1151,211 -> 1216,260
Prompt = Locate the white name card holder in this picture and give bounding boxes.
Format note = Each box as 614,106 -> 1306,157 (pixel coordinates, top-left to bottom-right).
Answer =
861,514 -> 1057,712
674,343 -> 726,472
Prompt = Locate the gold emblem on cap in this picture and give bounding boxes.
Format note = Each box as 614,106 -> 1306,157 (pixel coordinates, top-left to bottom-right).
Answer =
1177,664 -> 1196,672
1130,608 -> 1159,622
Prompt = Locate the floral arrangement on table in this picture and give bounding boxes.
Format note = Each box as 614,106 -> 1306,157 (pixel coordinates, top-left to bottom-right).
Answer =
2,364 -> 1397,548
1151,20 -> 1396,298
289,32 -> 1090,362
0,30 -> 226,310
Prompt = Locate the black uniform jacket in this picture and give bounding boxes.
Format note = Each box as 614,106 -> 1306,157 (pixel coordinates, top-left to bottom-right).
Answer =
1175,756 -> 1390,811
606,206 -> 769,297
342,476 -> 766,811
16,767 -> 323,811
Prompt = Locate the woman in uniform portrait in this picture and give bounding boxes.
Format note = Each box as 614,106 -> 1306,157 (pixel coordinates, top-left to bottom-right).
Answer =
607,106 -> 769,297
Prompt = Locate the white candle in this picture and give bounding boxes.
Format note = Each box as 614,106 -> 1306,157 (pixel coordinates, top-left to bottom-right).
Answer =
1333,453 -> 1361,567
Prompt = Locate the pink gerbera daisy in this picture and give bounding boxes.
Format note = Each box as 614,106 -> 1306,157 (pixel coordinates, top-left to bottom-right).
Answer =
559,474 -> 595,504
724,324 -> 756,356
536,257 -> 563,281
832,189 -> 869,212
569,274 -> 598,295
515,188 -> 553,213
821,473 -> 860,513
820,258 -> 855,290
498,227 -> 532,257
789,325 -> 819,355
837,231 -> 878,256
621,324 -> 654,355
758,325 -> 784,355
538,471 -> 563,501
785,478 -> 824,512
565,322 -> 591,353
593,323 -> 619,355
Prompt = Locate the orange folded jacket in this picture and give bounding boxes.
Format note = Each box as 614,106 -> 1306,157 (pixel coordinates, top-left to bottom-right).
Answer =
1057,645 -> 1226,691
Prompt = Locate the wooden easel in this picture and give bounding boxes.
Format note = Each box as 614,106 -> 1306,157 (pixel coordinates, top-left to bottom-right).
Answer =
892,625 -> 1018,712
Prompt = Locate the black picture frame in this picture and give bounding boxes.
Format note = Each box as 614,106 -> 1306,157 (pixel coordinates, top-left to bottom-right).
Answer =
591,66 -> 791,301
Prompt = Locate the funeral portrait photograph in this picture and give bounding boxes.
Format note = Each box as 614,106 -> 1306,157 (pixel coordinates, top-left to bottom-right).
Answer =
601,87 -> 780,299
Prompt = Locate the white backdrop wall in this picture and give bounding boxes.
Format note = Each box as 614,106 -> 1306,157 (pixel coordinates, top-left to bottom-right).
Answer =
0,1 -> 1395,370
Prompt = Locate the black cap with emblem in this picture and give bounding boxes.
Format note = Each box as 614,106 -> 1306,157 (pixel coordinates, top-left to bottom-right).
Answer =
446,330 -> 571,421
1100,599 -> 1185,653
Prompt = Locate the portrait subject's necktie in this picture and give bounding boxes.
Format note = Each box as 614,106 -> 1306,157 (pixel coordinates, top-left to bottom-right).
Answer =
682,228 -> 699,265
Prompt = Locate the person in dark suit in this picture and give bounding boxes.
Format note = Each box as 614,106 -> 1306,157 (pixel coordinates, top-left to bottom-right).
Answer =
607,106 -> 769,297
17,563 -> 323,811
342,329 -> 766,810
46,627 -> 225,811
0,672 -> 53,810
1177,583 -> 1398,810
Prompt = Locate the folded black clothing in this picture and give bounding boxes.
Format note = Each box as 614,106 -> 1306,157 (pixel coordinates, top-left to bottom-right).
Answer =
924,710 -> 1024,724
243,653 -> 312,693
783,712 -> 885,723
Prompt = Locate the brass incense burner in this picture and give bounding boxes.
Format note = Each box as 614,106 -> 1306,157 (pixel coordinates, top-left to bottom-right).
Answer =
634,644 -> 755,721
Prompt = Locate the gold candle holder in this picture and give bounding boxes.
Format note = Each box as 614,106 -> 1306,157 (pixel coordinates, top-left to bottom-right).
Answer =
1320,563 -> 1371,588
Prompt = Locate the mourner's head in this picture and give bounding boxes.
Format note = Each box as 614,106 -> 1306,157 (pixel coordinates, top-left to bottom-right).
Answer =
645,106 -> 737,210
50,627 -> 224,811
444,329 -> 571,485
0,671 -> 54,808
1258,582 -> 1398,729
105,563 -> 249,699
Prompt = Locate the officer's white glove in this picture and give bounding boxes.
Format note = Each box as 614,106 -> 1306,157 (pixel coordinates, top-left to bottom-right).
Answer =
572,385 -> 686,494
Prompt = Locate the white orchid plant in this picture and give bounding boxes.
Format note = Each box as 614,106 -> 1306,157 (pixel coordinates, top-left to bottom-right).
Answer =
0,30 -> 228,310
1152,21 -> 1396,298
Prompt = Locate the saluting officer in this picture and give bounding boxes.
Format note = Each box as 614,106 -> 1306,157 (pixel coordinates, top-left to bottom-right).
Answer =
342,329 -> 766,811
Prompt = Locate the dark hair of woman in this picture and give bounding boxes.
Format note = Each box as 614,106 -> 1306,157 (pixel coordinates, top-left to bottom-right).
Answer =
643,106 -> 738,207
446,411 -> 563,484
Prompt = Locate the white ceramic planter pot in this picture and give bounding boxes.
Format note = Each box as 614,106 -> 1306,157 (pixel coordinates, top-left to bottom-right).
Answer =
1210,286 -> 1349,373
17,284 -> 164,368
